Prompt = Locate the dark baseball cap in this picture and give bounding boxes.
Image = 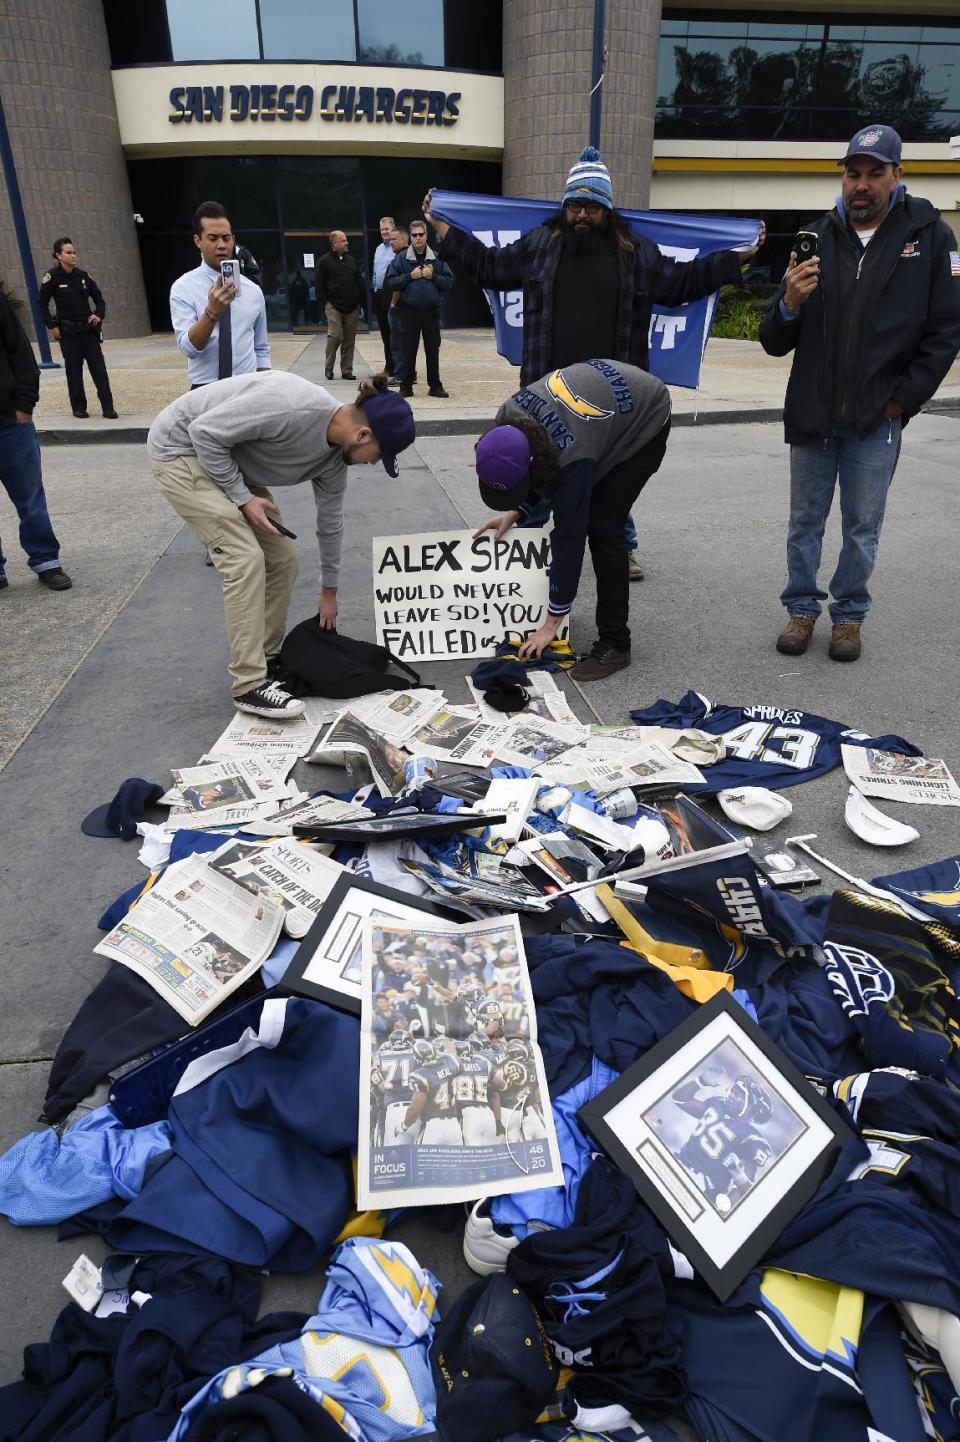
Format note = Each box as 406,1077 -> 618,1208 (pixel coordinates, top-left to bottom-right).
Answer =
431,1275 -> 558,1442
364,389 -> 416,478
475,425 -> 533,510
81,777 -> 164,839
840,124 -> 902,166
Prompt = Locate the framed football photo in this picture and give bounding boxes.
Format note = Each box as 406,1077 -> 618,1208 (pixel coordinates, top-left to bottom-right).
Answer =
578,991 -> 854,1300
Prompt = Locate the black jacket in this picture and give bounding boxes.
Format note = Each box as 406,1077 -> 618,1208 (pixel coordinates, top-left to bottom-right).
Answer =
439,215 -> 745,385
38,264 -> 106,332
0,292 -> 40,423
315,250 -> 363,314
759,193 -> 960,443
385,245 -> 454,310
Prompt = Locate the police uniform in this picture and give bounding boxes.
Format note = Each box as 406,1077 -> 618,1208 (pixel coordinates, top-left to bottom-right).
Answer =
38,263 -> 116,417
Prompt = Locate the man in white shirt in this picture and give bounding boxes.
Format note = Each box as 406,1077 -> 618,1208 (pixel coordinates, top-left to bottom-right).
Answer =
169,201 -> 270,387
371,214 -> 396,376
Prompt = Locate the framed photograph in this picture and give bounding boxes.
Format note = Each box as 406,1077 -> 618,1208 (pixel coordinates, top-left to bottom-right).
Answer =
578,991 -> 854,1300
279,875 -> 457,1015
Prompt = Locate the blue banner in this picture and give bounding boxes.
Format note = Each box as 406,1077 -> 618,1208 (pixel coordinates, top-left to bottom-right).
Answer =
429,190 -> 761,390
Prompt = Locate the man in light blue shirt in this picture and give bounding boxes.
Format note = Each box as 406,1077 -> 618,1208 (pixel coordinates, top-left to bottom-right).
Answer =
371,214 -> 396,376
169,200 -> 270,387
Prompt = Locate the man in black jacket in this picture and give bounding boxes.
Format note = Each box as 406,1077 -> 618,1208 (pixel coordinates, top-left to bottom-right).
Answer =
38,237 -> 117,419
316,231 -> 364,382
762,124 -> 960,663
0,291 -> 72,591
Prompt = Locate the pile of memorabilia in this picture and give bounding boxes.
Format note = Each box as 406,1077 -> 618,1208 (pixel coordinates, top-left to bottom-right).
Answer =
3,671 -> 960,1442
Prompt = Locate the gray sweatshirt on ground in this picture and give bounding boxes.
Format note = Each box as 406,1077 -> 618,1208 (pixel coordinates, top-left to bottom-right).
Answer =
147,372 -> 347,587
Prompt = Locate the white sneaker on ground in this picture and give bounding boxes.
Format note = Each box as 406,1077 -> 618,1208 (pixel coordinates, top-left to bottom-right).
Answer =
233,680 -> 305,718
463,1198 -> 521,1275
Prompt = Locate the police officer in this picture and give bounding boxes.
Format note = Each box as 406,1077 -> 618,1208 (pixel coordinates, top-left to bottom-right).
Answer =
38,238 -> 117,419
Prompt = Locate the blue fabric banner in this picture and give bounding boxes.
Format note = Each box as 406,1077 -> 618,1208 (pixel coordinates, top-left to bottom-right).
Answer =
429,190 -> 761,389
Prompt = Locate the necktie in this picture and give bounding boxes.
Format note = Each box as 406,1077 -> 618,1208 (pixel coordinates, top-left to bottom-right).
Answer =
218,301 -> 233,380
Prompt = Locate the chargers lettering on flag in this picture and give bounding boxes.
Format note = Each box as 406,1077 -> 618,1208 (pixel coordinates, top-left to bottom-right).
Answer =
428,189 -> 761,389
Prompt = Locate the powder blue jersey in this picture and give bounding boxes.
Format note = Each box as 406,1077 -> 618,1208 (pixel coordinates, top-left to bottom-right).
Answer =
167,1238 -> 440,1442
630,691 -> 918,792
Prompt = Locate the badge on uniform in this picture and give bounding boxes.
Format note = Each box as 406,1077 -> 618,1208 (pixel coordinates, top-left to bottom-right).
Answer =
900,241 -> 919,260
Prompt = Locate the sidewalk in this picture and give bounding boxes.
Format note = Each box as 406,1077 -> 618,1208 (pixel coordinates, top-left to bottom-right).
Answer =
35,327 -> 960,444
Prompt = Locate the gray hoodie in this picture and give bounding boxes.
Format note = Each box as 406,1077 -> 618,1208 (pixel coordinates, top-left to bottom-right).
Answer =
147,372 -> 347,586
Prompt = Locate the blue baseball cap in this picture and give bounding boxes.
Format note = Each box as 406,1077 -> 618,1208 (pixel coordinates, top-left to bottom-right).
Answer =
476,425 -> 533,510
81,777 -> 164,839
840,124 -> 902,166
364,389 -> 416,478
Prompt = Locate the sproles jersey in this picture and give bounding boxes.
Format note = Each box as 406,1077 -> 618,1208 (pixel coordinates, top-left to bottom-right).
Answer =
454,1053 -> 493,1113
630,691 -> 918,793
410,1056 -> 460,1122
377,1046 -> 417,1107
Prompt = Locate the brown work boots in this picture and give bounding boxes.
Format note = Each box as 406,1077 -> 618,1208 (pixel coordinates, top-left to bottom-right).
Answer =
775,615 -> 862,662
776,615 -> 816,655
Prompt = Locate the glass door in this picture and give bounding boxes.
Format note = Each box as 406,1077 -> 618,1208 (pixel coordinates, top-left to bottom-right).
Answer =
284,231 -> 366,333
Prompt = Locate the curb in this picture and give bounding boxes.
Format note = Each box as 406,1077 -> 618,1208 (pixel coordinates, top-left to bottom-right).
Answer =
36,398 -> 960,447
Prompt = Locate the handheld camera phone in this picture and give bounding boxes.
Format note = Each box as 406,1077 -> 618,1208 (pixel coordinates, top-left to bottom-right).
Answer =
219,259 -> 239,291
793,231 -> 820,264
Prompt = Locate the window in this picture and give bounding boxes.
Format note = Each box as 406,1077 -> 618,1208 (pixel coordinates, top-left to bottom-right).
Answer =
657,13 -> 960,141
358,0 -> 444,67
259,0 -> 356,61
166,0 -> 260,59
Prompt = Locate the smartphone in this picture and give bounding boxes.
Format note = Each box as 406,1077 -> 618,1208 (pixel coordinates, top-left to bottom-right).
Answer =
219,259 -> 239,291
793,230 -> 820,263
271,519 -> 297,539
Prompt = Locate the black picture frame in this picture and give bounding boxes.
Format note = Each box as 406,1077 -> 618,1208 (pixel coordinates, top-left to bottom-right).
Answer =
578,990 -> 855,1301
278,874 -> 456,1015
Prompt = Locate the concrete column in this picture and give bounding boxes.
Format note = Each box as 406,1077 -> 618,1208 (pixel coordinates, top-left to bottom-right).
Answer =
502,0 -> 662,210
0,0 -> 149,339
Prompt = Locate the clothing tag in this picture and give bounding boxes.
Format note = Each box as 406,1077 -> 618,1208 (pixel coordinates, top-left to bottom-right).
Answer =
95,1288 -> 130,1318
62,1254 -> 103,1311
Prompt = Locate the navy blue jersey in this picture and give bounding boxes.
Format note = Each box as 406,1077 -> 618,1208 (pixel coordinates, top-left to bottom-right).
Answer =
454,1054 -> 492,1113
377,1045 -> 417,1107
630,691 -> 918,793
674,1094 -> 771,1201
501,1055 -> 534,1110
835,1066 -> 960,1143
874,853 -> 960,930
671,1267 -> 928,1442
820,889 -> 960,1082
410,1056 -> 460,1123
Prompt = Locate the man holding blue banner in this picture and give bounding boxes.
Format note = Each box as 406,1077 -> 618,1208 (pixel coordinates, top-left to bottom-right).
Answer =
424,147 -> 762,387
424,147 -> 762,583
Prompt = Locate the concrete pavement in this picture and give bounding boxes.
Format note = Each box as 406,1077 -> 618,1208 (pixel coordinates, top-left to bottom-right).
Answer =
1,411 -> 959,1383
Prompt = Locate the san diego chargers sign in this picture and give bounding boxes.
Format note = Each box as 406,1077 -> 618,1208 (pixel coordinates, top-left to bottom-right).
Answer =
169,82 -> 460,126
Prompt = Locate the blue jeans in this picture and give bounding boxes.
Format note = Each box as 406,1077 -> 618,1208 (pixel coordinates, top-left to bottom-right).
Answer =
522,497 -> 639,551
0,420 -> 61,577
781,418 -> 902,624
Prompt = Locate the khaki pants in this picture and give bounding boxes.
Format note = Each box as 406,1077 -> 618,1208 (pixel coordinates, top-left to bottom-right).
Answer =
150,455 -> 298,696
324,303 -> 358,375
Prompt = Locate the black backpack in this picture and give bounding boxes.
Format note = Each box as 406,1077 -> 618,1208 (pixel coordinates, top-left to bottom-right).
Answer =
279,619 -> 429,698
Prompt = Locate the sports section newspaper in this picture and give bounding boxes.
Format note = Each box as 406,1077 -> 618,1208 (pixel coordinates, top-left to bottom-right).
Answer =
358,914 -> 562,1209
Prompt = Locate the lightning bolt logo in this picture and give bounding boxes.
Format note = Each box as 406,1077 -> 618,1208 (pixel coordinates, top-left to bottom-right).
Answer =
546,369 -> 614,419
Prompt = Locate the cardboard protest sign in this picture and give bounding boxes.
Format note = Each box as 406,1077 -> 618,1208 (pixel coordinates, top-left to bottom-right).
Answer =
372,527 -> 568,661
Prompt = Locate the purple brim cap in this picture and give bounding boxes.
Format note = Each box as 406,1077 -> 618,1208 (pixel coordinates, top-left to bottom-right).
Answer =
365,390 -> 416,477
476,425 -> 533,511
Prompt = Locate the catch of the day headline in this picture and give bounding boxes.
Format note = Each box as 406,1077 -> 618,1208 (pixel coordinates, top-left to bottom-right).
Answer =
372,528 -> 562,661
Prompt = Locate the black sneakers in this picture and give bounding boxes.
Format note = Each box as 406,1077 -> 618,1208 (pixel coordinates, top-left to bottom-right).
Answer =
234,680 -> 305,718
570,643 -> 631,682
102,409 -> 119,419
72,410 -> 89,419
38,568 -> 73,591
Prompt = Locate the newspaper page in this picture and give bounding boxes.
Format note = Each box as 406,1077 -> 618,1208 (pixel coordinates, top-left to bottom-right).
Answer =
206,709 -> 328,760
493,714 -> 584,769
408,705 -> 511,767
241,791 -> 374,837
466,674 -> 586,733
842,745 -> 960,806
94,853 -> 284,1024
358,913 -> 563,1208
306,711 -> 410,796
347,689 -> 448,745
207,838 -> 347,937
160,757 -> 292,812
536,739 -> 705,794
